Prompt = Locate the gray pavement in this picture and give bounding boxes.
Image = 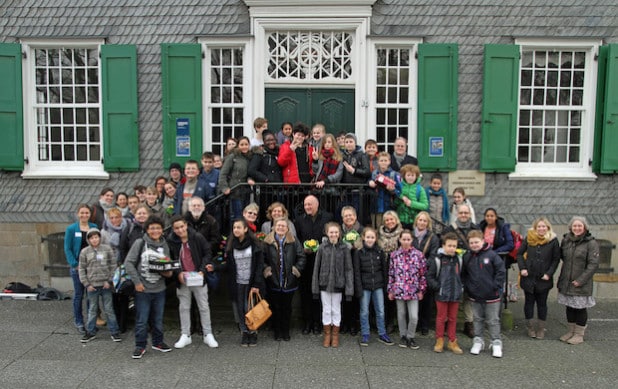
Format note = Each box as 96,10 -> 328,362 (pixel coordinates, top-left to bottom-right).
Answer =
1,293 -> 617,389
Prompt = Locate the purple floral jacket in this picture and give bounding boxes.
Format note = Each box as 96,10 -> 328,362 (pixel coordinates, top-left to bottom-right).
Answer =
387,247 -> 427,300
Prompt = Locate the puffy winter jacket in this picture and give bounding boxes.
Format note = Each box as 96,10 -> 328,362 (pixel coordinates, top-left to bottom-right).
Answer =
557,232 -> 599,296
426,249 -> 463,302
353,244 -> 388,296
462,244 -> 505,302
516,233 -> 560,293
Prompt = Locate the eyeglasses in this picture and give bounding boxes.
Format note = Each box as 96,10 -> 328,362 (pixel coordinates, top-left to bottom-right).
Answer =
246,211 -> 257,215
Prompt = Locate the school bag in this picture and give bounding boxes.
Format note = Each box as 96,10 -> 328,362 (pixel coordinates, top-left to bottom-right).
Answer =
506,230 -> 523,265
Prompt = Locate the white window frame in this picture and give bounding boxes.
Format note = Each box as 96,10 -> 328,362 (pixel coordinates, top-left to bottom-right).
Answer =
21,38 -> 108,179
367,38 -> 421,156
510,38 -> 601,181
199,37 -> 252,152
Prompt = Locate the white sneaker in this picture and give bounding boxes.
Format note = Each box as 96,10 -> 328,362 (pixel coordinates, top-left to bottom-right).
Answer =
470,337 -> 484,355
174,334 -> 192,349
490,339 -> 502,358
204,333 -> 219,348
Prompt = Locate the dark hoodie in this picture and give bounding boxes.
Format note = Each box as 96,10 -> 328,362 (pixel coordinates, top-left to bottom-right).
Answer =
248,145 -> 282,183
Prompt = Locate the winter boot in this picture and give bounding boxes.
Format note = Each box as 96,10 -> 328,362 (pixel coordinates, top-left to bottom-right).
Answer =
447,340 -> 463,355
567,325 -> 586,345
331,326 -> 340,348
433,337 -> 444,353
526,319 -> 536,338
490,339 -> 503,358
322,325 -> 332,348
560,323 -> 576,342
470,336 -> 484,355
535,320 -> 546,340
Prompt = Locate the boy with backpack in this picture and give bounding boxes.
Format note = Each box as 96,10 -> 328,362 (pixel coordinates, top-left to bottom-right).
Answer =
394,164 -> 428,230
426,232 -> 464,354
78,228 -> 121,343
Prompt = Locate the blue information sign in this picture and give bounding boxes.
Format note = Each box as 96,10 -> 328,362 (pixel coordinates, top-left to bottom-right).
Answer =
176,118 -> 190,157
429,137 -> 444,157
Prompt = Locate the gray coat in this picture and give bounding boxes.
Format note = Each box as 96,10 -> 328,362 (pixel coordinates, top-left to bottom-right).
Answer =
312,239 -> 354,299
558,232 -> 599,296
218,149 -> 253,199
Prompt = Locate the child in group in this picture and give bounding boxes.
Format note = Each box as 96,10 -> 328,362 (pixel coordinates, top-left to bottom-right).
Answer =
312,222 -> 354,348
395,164 -> 429,230
312,133 -> 343,189
78,228 -> 121,342
224,219 -> 265,347
462,230 -> 506,358
449,187 -> 476,225
369,152 -> 400,227
425,173 -> 450,234
309,123 -> 325,150
427,232 -> 464,354
364,139 -> 379,173
354,227 -> 394,346
387,229 -> 427,349
336,131 -> 347,152
213,154 -> 223,170
276,121 -> 293,145
124,215 -> 174,359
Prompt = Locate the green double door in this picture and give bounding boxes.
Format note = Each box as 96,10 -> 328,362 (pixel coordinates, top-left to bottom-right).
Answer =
265,88 -> 355,135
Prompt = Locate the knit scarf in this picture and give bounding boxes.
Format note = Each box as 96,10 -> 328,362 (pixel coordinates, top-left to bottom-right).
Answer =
103,218 -> 127,249
317,148 -> 339,182
427,187 -> 449,222
455,218 -> 471,230
526,229 -> 556,246
414,227 -> 427,241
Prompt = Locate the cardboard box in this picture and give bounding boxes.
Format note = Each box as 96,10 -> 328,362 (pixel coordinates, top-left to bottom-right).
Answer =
185,272 -> 204,287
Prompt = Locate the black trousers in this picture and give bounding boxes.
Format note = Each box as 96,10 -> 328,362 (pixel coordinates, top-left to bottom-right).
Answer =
270,289 -> 295,336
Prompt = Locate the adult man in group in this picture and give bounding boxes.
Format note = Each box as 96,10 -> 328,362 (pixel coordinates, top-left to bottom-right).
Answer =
183,197 -> 221,252
443,203 -> 480,338
173,160 -> 211,216
167,216 -> 219,349
294,195 -> 333,335
389,137 -> 418,171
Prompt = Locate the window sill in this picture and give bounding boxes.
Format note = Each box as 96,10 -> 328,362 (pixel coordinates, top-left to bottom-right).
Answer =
508,171 -> 597,182
21,170 -> 110,180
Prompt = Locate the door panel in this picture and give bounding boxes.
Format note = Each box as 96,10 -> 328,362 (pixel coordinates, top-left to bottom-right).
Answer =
265,88 -> 354,134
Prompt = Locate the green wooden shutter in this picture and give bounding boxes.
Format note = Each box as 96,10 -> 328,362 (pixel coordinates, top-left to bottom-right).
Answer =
0,43 -> 24,170
596,44 -> 618,173
101,45 -> 139,171
417,43 -> 458,171
480,44 -> 520,172
161,43 -> 202,168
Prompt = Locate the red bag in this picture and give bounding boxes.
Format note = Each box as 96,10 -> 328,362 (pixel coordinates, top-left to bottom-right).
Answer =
507,230 -> 523,262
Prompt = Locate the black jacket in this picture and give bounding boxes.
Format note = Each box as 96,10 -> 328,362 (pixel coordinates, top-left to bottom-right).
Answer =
479,217 -> 514,254
167,228 -> 213,287
263,231 -> 305,292
426,249 -> 463,302
517,234 -> 560,293
353,244 -> 388,296
223,236 -> 265,299
341,147 -> 371,184
462,244 -> 505,302
183,211 -> 221,251
412,231 -> 440,259
248,146 -> 282,183
118,221 -> 145,263
389,153 -> 418,172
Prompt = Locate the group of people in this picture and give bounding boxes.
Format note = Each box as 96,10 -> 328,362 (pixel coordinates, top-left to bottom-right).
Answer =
65,117 -> 600,359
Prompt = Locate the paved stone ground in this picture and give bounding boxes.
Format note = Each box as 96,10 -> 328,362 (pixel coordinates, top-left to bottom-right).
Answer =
1,291 -> 617,389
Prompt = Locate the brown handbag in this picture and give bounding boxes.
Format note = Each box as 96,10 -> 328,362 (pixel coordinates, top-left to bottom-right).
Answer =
245,290 -> 272,331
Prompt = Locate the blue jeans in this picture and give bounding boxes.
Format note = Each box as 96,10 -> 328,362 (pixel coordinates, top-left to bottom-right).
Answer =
70,268 -> 85,327
86,287 -> 119,335
230,199 -> 244,224
360,288 -> 386,336
134,290 -> 166,348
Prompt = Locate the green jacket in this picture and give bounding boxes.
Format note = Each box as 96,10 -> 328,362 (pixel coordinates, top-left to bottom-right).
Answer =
395,177 -> 429,225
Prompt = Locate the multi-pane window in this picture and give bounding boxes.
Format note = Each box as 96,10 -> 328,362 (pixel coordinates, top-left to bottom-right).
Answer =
210,48 -> 244,156
375,48 -> 411,153
518,50 -> 586,164
34,47 -> 101,162
267,31 -> 353,81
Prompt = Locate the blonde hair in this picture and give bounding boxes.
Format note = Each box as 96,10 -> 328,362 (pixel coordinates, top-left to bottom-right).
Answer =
413,211 -> 433,231
266,202 -> 289,221
243,202 -> 259,214
382,210 -> 400,225
532,216 -> 553,232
